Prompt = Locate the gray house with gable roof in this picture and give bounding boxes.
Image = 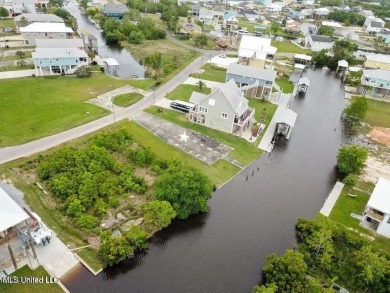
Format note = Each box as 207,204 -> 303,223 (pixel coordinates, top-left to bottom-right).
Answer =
188,79 -> 255,135
305,34 -> 333,51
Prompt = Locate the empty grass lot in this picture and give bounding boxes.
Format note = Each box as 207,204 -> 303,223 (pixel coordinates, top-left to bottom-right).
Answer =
329,181 -> 390,257
0,74 -> 155,146
194,64 -> 227,83
145,98 -> 277,165
0,265 -> 63,293
271,40 -> 310,54
166,84 -> 211,102
113,92 -> 144,107
353,96 -> 390,128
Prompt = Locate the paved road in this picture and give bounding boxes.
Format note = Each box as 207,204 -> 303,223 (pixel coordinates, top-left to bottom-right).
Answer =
0,53 -> 218,164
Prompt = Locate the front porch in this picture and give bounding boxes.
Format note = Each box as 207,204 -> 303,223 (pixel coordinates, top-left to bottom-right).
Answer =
232,107 -> 256,137
361,208 -> 384,232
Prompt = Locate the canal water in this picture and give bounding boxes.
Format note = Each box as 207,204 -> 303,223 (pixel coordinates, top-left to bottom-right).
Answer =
62,68 -> 346,292
65,2 -> 145,78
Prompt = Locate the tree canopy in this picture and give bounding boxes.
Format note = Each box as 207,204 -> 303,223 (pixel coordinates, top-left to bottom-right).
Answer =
154,163 -> 213,219
337,145 -> 368,174
343,96 -> 368,124
0,7 -> 9,18
317,25 -> 335,37
143,200 -> 176,231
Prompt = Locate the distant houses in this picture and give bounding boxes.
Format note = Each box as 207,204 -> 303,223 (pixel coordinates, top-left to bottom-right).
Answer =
20,22 -> 73,45
223,11 -> 238,30
364,54 -> 390,71
12,0 -> 36,14
188,79 -> 255,135
101,3 -> 129,20
360,69 -> 390,97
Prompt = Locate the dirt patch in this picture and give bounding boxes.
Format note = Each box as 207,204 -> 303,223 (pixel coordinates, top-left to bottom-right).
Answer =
88,236 -> 100,250
368,127 -> 390,146
134,168 -> 156,186
361,155 -> 390,184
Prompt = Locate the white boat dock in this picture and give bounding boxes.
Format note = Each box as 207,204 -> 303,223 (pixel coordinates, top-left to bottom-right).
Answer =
320,181 -> 345,216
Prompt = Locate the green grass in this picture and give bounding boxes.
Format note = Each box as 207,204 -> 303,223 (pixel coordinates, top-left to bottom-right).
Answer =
0,18 -> 16,30
179,37 -> 217,50
2,52 -> 33,60
145,100 -> 277,165
329,181 -> 390,257
237,19 -> 257,33
271,40 -> 310,54
353,96 -> 390,128
0,74 -> 154,146
0,65 -> 34,71
123,121 -> 240,186
194,64 -> 227,83
76,247 -> 104,273
276,76 -> 294,93
166,84 -> 211,102
0,265 -> 63,293
113,92 -> 144,107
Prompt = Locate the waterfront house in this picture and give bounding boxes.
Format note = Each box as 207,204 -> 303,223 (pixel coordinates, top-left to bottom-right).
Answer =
364,54 -> 390,70
199,8 -> 214,25
360,178 -> 390,238
188,79 -> 255,135
32,47 -> 88,76
226,63 -> 276,98
300,8 -> 314,18
212,6 -> 225,20
360,9 -> 374,17
101,3 -> 129,20
14,13 -> 64,31
304,35 -> 333,51
20,22 -> 73,46
12,0 -> 36,14
223,11 -> 238,30
238,35 -> 277,67
360,69 -> 390,97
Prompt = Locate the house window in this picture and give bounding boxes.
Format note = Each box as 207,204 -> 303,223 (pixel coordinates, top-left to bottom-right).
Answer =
199,106 -> 208,113
45,33 -> 48,36
221,112 -> 228,119
56,59 -> 58,61
208,99 -> 215,106
387,218 -> 390,224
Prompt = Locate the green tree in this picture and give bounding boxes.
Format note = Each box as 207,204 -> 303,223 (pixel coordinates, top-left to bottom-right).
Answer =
0,7 -> 9,19
20,16 -> 28,27
193,33 -> 208,48
353,246 -> 390,292
312,49 -> 331,67
124,226 -> 149,250
154,163 -> 213,219
263,250 -> 309,292
49,0 -> 66,8
252,284 -> 277,293
270,22 -> 280,36
317,25 -> 335,36
128,30 -> 144,44
343,96 -> 368,124
99,236 -> 134,266
15,51 -> 25,59
67,199 -> 86,218
342,173 -> 358,187
337,145 -> 368,174
75,66 -> 91,78
143,200 -> 176,230
77,214 -> 99,232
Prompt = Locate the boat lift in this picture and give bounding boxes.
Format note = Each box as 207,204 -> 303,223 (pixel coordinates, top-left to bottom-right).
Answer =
297,77 -> 310,96
272,108 -> 298,141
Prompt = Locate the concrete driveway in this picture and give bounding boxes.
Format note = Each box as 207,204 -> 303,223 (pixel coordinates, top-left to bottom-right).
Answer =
131,112 -> 232,165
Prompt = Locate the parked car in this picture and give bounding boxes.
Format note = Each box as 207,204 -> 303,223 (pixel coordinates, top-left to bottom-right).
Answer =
219,54 -> 226,58
3,27 -> 15,33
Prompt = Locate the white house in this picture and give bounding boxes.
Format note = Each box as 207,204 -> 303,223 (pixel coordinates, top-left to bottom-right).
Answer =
239,35 -> 277,62
266,3 -> 282,16
313,7 -> 330,18
360,9 -> 374,17
297,0 -> 315,5
223,11 -> 238,30
198,8 -> 214,25
12,0 -> 36,14
360,177 -> 390,238
366,20 -> 385,34
305,34 -> 333,51
364,16 -> 385,27
20,22 -> 74,45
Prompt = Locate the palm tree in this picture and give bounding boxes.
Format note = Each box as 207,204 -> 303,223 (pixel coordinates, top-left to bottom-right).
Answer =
17,60 -> 26,67
197,80 -> 205,90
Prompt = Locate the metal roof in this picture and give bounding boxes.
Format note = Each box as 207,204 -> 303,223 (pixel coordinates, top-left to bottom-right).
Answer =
298,77 -> 310,86
370,21 -> 384,28
20,22 -> 73,33
105,58 -> 119,66
310,35 -> 333,43
0,187 -> 29,233
367,178 -> 390,215
36,38 -> 84,48
189,92 -> 208,104
227,63 -> 277,81
32,47 -> 87,59
273,108 -> 297,127
14,13 -> 64,23
338,60 -> 348,67
101,3 -> 129,14
363,69 -> 390,81
294,54 -> 312,61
